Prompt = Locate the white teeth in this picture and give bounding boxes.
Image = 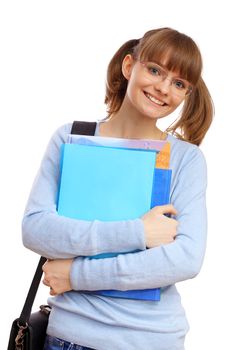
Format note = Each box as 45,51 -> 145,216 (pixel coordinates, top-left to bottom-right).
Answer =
146,93 -> 165,106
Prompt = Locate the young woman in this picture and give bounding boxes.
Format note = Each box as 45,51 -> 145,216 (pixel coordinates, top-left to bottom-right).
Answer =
22,27 -> 213,350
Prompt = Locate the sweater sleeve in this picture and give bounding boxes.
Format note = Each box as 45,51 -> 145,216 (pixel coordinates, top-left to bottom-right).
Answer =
70,145 -> 208,291
22,124 -> 146,259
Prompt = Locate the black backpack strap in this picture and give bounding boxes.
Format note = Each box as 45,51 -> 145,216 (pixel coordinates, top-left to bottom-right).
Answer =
19,256 -> 47,325
71,121 -> 97,136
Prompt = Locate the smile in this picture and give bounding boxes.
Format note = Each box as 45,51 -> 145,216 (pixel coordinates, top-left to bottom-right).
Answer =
144,92 -> 166,106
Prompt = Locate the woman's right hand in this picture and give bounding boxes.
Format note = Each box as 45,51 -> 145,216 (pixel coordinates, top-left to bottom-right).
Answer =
141,204 -> 178,248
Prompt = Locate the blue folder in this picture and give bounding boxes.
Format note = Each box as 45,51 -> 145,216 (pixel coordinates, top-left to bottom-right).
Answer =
57,143 -> 171,301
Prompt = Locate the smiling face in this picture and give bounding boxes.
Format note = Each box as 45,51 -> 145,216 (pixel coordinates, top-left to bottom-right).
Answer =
122,54 -> 186,121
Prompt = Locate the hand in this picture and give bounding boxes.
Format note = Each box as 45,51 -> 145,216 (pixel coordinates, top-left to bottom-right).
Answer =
42,259 -> 73,296
141,204 -> 178,248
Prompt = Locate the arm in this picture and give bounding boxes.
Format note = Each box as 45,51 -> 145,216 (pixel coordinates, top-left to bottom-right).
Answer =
70,146 -> 207,291
22,124 -> 146,259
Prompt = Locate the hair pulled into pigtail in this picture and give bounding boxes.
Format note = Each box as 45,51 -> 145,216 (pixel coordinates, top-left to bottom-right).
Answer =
105,39 -> 140,115
166,77 -> 214,146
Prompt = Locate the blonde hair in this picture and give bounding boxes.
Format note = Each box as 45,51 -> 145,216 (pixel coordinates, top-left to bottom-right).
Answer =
105,28 -> 214,146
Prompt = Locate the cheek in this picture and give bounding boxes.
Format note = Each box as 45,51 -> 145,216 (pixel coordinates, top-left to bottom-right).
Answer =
125,80 -> 138,102
126,75 -> 145,101
170,96 -> 185,110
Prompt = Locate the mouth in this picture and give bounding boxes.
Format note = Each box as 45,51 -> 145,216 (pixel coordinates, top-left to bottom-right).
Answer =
144,92 -> 167,107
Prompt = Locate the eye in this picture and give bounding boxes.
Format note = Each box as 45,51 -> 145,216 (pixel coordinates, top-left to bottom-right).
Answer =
147,64 -> 161,76
173,79 -> 186,90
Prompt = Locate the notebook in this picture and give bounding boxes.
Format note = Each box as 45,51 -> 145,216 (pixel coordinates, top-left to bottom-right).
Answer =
57,142 -> 171,300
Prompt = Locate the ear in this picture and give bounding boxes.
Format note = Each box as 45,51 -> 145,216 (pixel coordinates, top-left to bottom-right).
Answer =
122,54 -> 134,80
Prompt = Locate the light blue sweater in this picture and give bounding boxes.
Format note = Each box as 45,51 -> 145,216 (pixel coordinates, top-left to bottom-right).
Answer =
22,122 -> 207,350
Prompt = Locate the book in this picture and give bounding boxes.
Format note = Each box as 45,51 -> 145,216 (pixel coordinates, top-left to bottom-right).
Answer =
57,141 -> 171,301
67,133 -> 167,151
67,133 -> 171,169
58,144 -> 157,221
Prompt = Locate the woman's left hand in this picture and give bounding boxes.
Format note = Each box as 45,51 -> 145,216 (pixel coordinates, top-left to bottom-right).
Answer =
42,259 -> 73,296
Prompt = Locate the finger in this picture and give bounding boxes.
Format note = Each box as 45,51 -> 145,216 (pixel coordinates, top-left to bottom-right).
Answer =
152,204 -> 178,216
50,287 -> 57,296
42,278 -> 50,287
168,217 -> 178,224
42,260 -> 49,272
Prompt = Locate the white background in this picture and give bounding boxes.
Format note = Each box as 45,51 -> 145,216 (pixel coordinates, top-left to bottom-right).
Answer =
0,0 -> 232,349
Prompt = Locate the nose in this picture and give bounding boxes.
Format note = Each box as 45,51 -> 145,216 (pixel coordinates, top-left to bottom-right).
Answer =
153,75 -> 173,95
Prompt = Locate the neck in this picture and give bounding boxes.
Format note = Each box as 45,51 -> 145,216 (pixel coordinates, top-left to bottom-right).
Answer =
101,98 -> 165,140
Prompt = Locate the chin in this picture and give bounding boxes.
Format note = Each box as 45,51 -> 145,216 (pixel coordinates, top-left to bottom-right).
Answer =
141,109 -> 165,120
